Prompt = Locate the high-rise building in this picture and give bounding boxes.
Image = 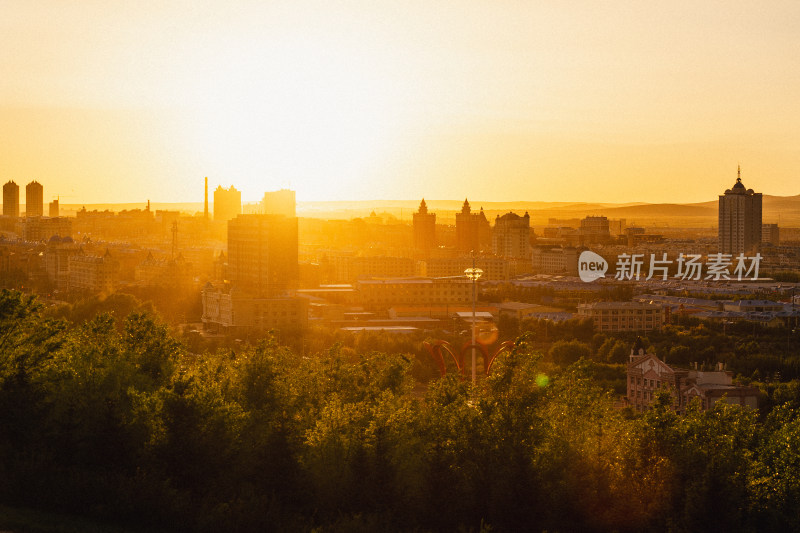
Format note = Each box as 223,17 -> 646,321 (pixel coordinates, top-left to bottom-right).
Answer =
25,180 -> 43,217
227,214 -> 299,296
202,212 -> 304,333
412,198 -> 436,253
492,211 -> 530,259
3,181 -> 19,218
49,198 -> 59,218
455,199 -> 490,253
214,185 -> 242,222
261,189 -> 296,217
719,167 -> 762,255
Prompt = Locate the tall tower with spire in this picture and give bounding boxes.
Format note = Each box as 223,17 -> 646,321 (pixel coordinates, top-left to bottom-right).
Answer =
455,198 -> 490,253
413,198 -> 436,254
719,166 -> 762,255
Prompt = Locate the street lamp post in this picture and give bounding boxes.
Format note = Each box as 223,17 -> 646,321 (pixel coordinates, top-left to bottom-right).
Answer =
464,257 -> 483,386
790,286 -> 797,358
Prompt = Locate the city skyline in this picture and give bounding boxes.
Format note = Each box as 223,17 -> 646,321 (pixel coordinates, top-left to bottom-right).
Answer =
3,2 -> 800,204
4,4 -> 800,527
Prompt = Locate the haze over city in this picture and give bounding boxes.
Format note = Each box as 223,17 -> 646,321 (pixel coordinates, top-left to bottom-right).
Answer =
5,3 -> 800,533
3,1 -> 800,204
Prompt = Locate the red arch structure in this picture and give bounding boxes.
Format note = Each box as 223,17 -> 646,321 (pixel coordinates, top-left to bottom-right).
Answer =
423,339 -> 516,378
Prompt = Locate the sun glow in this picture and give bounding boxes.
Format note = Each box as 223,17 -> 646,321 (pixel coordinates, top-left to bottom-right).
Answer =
3,2 -> 800,204
183,37 -> 406,202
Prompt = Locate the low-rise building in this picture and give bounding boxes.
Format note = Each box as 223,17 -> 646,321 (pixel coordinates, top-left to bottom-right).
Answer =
20,217 -> 72,242
320,254 -> 415,283
531,246 -> 579,275
495,301 -> 564,321
417,256 -> 526,281
44,236 -> 81,291
577,301 -> 665,332
721,299 -> 784,313
68,249 -> 118,294
762,223 -> 779,246
134,251 -> 192,288
627,341 -> 759,412
356,277 -> 472,309
201,282 -> 309,334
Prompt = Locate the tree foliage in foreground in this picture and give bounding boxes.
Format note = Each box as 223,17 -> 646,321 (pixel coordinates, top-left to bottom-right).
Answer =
1,290 -> 800,532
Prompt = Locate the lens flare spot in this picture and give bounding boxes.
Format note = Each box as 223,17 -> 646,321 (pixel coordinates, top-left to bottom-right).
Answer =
476,323 -> 498,346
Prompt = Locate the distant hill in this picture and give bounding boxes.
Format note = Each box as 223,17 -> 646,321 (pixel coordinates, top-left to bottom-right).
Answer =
58,194 -> 800,226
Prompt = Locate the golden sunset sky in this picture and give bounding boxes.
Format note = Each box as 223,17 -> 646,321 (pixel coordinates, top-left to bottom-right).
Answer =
2,1 -> 799,204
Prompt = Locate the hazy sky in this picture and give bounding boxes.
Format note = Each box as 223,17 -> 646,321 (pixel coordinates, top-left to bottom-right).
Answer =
2,1 -> 799,204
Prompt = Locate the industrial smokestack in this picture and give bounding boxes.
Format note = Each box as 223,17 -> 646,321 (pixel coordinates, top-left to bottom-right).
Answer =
204,176 -> 209,221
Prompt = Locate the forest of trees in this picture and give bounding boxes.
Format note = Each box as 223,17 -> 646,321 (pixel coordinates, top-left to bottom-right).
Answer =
2,288 -> 800,532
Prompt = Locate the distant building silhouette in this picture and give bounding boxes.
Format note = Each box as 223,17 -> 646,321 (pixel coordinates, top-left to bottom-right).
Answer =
25,181 -> 43,217
608,218 -> 627,237
21,216 -> 72,242
412,199 -> 436,253
762,223 -> 779,246
3,181 -> 19,218
455,198 -> 490,253
214,185 -> 241,222
719,166 -> 762,255
49,198 -> 59,218
135,251 -> 192,288
492,211 -> 530,259
261,189 -> 296,217
579,216 -> 611,244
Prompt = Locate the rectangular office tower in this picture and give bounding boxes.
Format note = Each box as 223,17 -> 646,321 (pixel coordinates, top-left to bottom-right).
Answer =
26,180 -> 43,217
202,213 -> 304,334
227,214 -> 299,296
3,181 -> 19,218
718,167 -> 762,255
